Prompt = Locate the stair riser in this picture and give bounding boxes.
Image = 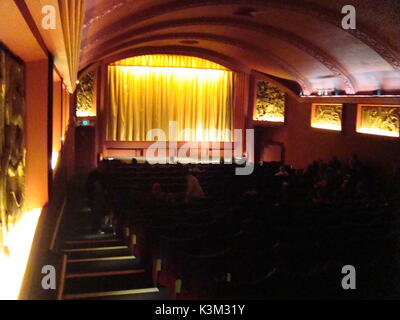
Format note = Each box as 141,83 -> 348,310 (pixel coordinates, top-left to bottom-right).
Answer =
80,289 -> 170,300
64,241 -> 124,249
65,248 -> 131,259
67,258 -> 141,273
64,273 -> 153,295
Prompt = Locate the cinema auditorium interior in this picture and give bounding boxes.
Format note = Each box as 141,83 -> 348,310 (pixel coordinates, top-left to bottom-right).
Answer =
0,0 -> 399,300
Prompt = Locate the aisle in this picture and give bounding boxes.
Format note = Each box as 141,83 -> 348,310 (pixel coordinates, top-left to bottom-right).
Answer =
56,175 -> 170,300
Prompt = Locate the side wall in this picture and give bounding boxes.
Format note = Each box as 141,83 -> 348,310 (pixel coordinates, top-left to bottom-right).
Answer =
25,60 -> 49,211
259,95 -> 400,173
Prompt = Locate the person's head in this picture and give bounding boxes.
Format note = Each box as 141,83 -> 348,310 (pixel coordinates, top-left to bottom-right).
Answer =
98,160 -> 108,172
144,160 -> 152,167
349,154 -> 361,169
330,156 -> 339,164
93,180 -> 103,192
131,158 -> 138,166
180,165 -> 190,177
152,182 -> 162,194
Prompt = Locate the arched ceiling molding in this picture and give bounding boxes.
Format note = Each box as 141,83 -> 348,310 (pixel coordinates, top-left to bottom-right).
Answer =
88,32 -> 313,94
83,1 -> 127,29
81,0 -> 400,72
78,61 -> 101,79
99,45 -> 251,74
82,17 -> 357,94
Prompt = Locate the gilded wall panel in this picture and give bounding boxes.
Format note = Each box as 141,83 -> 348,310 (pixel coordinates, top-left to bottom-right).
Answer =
311,104 -> 343,131
0,46 -> 26,245
253,81 -> 285,122
357,105 -> 400,137
76,71 -> 96,117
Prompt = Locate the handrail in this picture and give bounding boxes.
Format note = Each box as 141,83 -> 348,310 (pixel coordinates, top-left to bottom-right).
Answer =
57,254 -> 67,300
50,198 -> 67,252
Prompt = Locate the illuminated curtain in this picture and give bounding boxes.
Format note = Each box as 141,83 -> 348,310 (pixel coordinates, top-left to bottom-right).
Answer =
107,55 -> 233,142
58,0 -> 86,92
112,55 -> 228,70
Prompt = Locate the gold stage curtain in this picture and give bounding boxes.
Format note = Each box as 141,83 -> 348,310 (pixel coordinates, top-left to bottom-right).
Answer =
111,55 -> 228,71
107,56 -> 233,142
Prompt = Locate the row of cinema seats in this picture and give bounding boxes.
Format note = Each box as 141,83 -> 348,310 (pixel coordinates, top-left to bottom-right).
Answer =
103,161 -> 292,210
121,202 -> 398,299
101,161 -> 400,299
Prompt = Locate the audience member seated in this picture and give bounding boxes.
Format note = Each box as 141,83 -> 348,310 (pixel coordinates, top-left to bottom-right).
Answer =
275,165 -> 289,176
151,182 -> 176,206
131,158 -> 138,166
94,154 -> 399,299
91,179 -> 112,234
184,167 -> 205,203
86,160 -> 107,207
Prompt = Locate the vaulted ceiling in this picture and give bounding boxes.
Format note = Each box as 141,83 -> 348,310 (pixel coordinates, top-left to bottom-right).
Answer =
80,0 -> 400,95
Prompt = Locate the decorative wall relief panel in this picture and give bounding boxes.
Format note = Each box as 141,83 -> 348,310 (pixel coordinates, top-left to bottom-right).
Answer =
0,46 -> 26,247
76,71 -> 96,117
311,103 -> 343,131
357,104 -> 400,137
253,80 -> 285,122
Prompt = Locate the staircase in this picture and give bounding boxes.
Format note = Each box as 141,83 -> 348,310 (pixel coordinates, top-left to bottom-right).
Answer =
57,207 -> 170,300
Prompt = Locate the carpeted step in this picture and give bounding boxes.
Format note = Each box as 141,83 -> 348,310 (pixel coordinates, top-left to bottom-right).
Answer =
64,232 -> 118,242
79,287 -> 171,300
66,256 -> 142,273
63,245 -> 130,259
63,238 -> 124,249
63,271 -> 154,295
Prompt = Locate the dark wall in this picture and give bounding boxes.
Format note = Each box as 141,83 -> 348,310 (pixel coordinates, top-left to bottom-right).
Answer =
75,126 -> 96,169
259,96 -> 400,174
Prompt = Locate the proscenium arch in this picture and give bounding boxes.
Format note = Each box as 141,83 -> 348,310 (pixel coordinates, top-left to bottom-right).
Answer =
99,46 -> 249,74
86,33 -> 313,94
81,0 -> 400,72
81,17 -> 357,94
97,47 -> 252,113
98,46 -> 304,98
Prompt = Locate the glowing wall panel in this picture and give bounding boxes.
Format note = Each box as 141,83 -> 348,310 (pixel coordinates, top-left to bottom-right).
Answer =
311,103 -> 343,131
357,104 -> 400,137
253,80 -> 285,123
76,71 -> 96,117
0,46 -> 26,249
0,208 -> 41,299
0,46 -> 43,300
